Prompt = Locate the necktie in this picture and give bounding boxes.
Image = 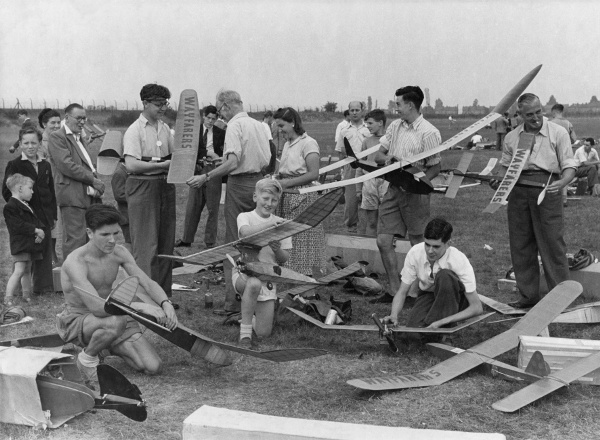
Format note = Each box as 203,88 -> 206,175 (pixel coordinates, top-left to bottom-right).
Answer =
203,128 -> 208,146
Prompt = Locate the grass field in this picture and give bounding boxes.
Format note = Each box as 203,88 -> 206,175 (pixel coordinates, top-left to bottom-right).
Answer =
1,116 -> 600,440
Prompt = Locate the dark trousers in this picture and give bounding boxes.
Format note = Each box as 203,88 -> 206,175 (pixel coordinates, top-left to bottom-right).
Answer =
223,173 -> 262,312
33,226 -> 54,292
182,166 -> 222,245
126,177 -> 176,296
507,174 -> 569,303
407,269 -> 468,328
575,165 -> 599,189
495,133 -> 506,151
61,205 -> 89,259
343,165 -> 358,229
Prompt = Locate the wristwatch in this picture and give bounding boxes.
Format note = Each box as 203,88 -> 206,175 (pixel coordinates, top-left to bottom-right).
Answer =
160,299 -> 173,308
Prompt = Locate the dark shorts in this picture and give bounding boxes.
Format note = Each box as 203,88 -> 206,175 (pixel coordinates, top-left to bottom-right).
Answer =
56,307 -> 142,348
377,185 -> 430,236
12,252 -> 43,262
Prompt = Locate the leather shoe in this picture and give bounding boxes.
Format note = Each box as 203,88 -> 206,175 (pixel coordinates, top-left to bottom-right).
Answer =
508,300 -> 537,309
174,239 -> 191,248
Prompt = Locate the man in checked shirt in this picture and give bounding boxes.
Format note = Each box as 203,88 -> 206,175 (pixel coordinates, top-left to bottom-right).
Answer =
370,86 -> 441,305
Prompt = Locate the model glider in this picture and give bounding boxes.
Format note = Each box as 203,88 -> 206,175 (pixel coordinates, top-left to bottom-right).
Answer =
277,261 -> 367,300
427,343 -> 551,385
290,308 -> 493,335
479,294 -> 600,324
167,89 -> 202,183
292,65 -> 542,195
159,188 -> 342,280
344,138 -> 434,194
346,280 -> 581,391
0,333 -> 65,349
97,130 -> 124,175
100,277 -> 327,364
0,347 -> 146,428
492,350 -> 600,412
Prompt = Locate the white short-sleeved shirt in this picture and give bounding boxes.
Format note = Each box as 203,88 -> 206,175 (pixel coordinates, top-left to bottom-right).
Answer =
262,121 -> 273,141
574,146 -> 600,167
400,242 -> 476,293
278,133 -> 320,176
237,210 -> 293,263
335,122 -> 370,154
235,210 -> 293,299
223,112 -> 271,175
123,114 -> 174,174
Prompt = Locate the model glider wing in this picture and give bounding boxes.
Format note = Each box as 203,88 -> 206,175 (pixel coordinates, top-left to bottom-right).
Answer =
278,262 -> 366,299
296,65 -> 542,195
492,350 -> 600,412
167,89 -> 202,183
347,280 -> 581,391
161,188 -> 342,266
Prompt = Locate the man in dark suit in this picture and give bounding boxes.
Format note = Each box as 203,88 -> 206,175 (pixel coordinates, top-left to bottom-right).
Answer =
175,105 -> 225,248
48,104 -> 105,259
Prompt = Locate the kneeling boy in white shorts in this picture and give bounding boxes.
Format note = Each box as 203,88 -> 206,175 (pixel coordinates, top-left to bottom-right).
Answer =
233,179 -> 292,347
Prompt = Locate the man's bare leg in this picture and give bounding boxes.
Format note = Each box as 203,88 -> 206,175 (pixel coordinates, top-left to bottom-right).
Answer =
253,300 -> 275,338
238,276 -> 262,346
78,314 -> 127,391
110,333 -> 162,375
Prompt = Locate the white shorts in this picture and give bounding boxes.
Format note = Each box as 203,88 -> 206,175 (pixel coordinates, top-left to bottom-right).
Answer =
361,178 -> 389,210
232,270 -> 277,302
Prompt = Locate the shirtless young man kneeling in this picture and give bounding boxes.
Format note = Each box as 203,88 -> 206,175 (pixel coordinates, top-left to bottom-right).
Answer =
56,204 -> 178,391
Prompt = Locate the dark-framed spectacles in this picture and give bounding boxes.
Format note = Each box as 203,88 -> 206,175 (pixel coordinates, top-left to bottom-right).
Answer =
147,100 -> 169,109
69,114 -> 87,123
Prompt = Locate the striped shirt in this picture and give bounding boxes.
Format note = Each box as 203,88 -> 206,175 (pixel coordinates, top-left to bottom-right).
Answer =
380,115 -> 441,171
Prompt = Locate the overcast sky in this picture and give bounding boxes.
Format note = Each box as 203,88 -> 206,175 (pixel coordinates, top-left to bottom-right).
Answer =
1,0 -> 599,112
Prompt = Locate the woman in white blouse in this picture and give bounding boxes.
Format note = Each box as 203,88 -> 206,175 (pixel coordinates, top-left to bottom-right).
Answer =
273,107 -> 325,276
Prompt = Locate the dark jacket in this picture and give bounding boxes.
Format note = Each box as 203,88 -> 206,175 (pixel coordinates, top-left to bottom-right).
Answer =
2,156 -> 56,228
198,125 -> 225,159
3,197 -> 45,255
47,126 -> 97,208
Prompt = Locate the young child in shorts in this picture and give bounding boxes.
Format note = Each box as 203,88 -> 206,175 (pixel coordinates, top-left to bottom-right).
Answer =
233,178 -> 292,347
3,173 -> 45,305
356,109 -> 390,236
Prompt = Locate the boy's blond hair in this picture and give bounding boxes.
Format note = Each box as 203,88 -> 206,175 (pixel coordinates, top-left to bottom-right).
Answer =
255,178 -> 282,196
5,173 -> 33,194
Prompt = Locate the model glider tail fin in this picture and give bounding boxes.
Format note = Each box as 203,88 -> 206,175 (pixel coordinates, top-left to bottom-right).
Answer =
445,152 -> 474,199
525,350 -> 551,377
96,364 -> 147,421
97,131 -> 124,175
343,137 -> 359,168
110,276 -> 140,307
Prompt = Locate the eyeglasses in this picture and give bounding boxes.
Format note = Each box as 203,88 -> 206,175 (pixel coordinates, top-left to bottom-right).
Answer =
69,114 -> 87,123
147,100 -> 169,109
217,102 -> 227,114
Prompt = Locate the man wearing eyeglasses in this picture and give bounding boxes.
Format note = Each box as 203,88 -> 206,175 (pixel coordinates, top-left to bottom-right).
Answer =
48,103 -> 105,259
383,218 -> 483,340
123,84 -> 177,305
187,89 -> 271,315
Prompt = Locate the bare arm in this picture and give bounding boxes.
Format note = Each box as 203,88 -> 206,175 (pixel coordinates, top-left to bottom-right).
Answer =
124,156 -> 170,174
118,247 -> 177,329
427,289 -> 483,329
382,281 -> 412,325
186,153 -> 238,188
279,152 -> 319,189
